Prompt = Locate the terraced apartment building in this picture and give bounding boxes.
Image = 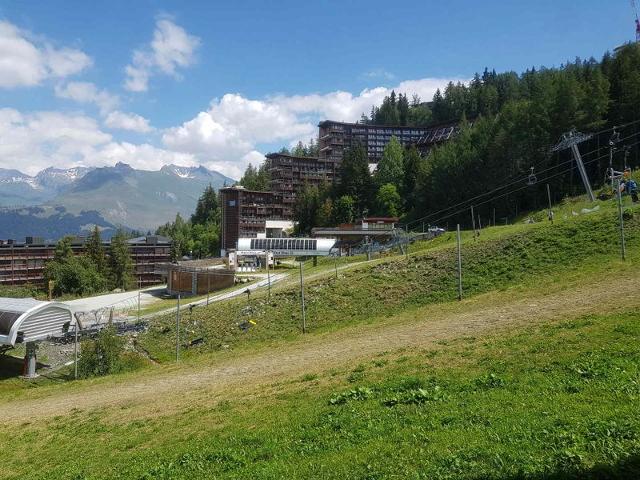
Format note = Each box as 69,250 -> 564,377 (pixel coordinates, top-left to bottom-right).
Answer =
220,120 -> 463,254
318,120 -> 460,166
0,235 -> 171,287
265,152 -> 335,207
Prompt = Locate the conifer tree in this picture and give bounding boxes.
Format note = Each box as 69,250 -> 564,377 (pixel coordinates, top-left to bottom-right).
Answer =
85,225 -> 107,276
109,229 -> 133,290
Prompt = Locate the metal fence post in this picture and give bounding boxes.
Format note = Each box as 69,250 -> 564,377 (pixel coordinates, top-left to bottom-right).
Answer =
456,224 -> 463,301
547,184 -> 554,223
74,323 -> 79,380
266,250 -> 271,300
616,179 -> 627,261
299,260 -> 306,333
471,205 -> 477,239
175,294 -> 181,362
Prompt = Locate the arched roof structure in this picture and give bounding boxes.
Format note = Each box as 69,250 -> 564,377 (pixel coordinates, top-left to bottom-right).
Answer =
0,298 -> 74,347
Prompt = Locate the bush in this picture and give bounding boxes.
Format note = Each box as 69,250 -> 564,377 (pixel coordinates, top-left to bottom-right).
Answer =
44,255 -> 108,297
78,326 -> 126,378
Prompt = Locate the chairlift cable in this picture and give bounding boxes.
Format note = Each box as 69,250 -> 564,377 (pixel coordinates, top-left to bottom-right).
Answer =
406,129 -> 640,227
418,140 -> 640,228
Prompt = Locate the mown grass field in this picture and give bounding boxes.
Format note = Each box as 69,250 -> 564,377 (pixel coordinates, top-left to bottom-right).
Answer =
3,307 -> 639,479
1,194 -> 639,479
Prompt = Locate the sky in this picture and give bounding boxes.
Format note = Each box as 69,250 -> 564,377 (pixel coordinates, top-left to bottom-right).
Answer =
0,0 -> 635,179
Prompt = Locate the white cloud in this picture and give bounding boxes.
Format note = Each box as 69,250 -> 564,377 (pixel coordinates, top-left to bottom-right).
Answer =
363,68 -> 395,81
0,21 -> 92,88
94,142 -> 196,171
54,82 -> 153,133
54,81 -> 119,114
0,108 -> 187,175
124,18 -> 200,92
0,75 -> 466,180
162,77 -> 466,176
104,111 -> 153,133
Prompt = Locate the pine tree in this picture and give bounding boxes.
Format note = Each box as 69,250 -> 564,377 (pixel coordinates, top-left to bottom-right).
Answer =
191,184 -> 219,226
109,229 -> 133,290
85,225 -> 107,276
54,236 -> 74,261
402,145 -> 427,208
338,144 -> 374,215
397,94 -> 410,125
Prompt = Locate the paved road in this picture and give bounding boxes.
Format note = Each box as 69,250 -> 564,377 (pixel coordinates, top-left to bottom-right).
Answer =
64,273 -> 288,315
142,273 -> 289,319
64,286 -> 167,313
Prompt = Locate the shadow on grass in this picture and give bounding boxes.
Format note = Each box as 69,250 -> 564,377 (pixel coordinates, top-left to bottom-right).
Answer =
478,454 -> 640,480
0,353 -> 73,382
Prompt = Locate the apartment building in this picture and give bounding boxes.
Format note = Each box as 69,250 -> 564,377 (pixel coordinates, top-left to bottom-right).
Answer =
318,120 -> 460,165
0,235 -> 171,287
265,152 -> 335,207
219,186 -> 292,254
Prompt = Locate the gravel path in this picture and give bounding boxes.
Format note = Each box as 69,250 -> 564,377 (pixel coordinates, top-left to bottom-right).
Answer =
3,275 -> 638,424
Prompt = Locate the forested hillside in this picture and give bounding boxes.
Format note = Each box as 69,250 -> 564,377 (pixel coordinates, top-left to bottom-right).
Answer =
290,43 -> 640,232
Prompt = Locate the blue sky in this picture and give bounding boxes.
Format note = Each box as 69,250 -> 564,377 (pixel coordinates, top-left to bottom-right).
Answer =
0,0 -> 635,178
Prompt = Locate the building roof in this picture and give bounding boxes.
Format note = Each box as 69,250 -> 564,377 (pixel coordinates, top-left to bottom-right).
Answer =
0,298 -> 74,346
318,119 -> 464,131
363,217 -> 400,222
265,152 -> 320,161
127,235 -> 171,245
220,185 -> 275,195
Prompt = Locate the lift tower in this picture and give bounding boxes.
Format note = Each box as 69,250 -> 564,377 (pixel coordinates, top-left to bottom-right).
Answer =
551,130 -> 596,202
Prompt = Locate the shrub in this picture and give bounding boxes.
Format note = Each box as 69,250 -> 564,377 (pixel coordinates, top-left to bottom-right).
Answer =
78,326 -> 126,378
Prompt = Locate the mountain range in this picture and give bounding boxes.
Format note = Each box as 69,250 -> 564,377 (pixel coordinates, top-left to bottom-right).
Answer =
0,163 -> 235,240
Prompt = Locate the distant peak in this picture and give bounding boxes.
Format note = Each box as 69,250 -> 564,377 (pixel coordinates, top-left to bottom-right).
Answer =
113,162 -> 134,173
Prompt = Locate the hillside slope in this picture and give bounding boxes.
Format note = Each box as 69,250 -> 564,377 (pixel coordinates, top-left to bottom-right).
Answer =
137,199 -> 640,361
1,199 -> 639,479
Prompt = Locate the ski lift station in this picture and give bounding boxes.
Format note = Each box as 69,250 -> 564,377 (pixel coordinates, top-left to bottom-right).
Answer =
0,298 -> 75,377
236,237 -> 336,257
229,237 -> 336,270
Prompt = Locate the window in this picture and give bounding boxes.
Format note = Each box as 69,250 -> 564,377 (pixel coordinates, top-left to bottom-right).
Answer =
228,200 -> 236,206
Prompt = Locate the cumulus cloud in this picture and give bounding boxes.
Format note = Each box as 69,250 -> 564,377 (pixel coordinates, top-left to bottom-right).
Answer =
104,111 -> 154,133
94,142 -> 196,171
0,73 -> 465,179
124,18 -> 200,92
162,77 -> 466,176
0,21 -> 92,88
0,108 -> 188,175
54,81 -> 119,114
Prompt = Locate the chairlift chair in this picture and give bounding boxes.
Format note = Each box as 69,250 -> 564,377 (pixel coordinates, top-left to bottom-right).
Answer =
527,167 -> 537,186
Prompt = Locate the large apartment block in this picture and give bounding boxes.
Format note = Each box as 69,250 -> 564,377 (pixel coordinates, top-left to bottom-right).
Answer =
220,120 -> 462,254
219,187 -> 290,254
318,120 -> 460,165
0,235 -> 171,287
220,154 -> 337,253
265,152 -> 335,207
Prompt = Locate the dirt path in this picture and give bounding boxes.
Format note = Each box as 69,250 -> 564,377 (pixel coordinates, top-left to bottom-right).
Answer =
4,275 -> 639,424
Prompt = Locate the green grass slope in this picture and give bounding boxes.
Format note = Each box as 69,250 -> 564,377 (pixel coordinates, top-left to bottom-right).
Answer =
138,199 -> 640,362
2,195 -> 640,480
4,309 -> 639,479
